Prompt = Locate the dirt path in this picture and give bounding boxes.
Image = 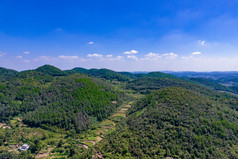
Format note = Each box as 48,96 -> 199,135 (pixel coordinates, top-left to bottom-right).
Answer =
88,103 -> 132,158
78,103 -> 132,153
83,140 -> 96,145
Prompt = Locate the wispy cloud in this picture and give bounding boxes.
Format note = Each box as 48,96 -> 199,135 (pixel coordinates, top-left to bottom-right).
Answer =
124,50 -> 138,54
106,54 -> 113,58
162,52 -> 178,58
127,55 -> 138,60
191,51 -> 201,55
23,51 -> 30,54
145,52 -> 161,59
199,40 -> 206,46
87,53 -> 103,58
23,60 -> 30,63
4,51 -> 238,72
115,56 -> 124,60
58,55 -> 79,60
88,41 -> 94,45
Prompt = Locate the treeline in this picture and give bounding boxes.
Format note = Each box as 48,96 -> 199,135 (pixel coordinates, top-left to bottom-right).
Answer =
65,67 -> 130,82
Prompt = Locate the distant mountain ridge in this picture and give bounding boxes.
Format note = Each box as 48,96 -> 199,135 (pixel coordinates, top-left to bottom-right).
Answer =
1,65 -> 238,95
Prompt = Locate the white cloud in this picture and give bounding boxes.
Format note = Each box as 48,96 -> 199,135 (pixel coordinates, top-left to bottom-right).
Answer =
87,53 -> 103,58
23,51 -> 30,54
146,52 -> 161,58
127,55 -> 138,60
88,42 -> 94,45
58,55 -> 79,60
106,54 -> 113,58
141,52 -> 161,61
16,56 -> 23,58
200,40 -> 206,46
115,56 -> 124,60
162,52 -> 178,58
191,51 -> 201,55
124,50 -> 138,54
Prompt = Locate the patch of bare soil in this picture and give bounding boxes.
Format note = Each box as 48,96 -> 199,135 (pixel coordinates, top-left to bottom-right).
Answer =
35,147 -> 55,159
96,136 -> 103,142
0,123 -> 11,129
78,144 -> 89,149
123,105 -> 131,108
16,117 -> 27,127
111,101 -> 117,104
93,151 -> 104,159
8,144 -> 20,153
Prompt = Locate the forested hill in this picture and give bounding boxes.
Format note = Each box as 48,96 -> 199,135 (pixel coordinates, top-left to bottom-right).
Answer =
0,66 -> 128,132
0,67 -> 18,82
126,76 -> 220,96
118,71 -> 176,79
2,65 -> 238,158
97,87 -> 238,158
35,65 -> 66,76
65,67 -> 130,81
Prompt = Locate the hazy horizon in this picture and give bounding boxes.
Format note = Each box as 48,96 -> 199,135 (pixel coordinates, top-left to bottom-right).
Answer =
1,1 -> 238,71
3,64 -> 238,73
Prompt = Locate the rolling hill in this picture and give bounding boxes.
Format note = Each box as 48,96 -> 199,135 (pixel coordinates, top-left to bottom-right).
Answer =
97,87 -> 238,158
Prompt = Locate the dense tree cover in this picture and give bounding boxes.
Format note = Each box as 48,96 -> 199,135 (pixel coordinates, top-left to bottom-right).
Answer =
142,72 -> 176,78
22,75 -> 126,132
35,65 -> 66,76
188,77 -> 238,96
189,78 -> 232,91
3,65 -> 238,158
118,72 -> 138,79
0,151 -> 34,159
119,71 -> 176,79
0,69 -> 128,132
0,71 -> 55,122
127,77 -> 189,94
65,67 -> 130,82
97,87 -> 238,158
170,71 -> 238,86
0,67 -> 18,82
126,77 -> 222,96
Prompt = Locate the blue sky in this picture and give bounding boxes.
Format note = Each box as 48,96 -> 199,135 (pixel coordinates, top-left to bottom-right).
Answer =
1,0 -> 238,71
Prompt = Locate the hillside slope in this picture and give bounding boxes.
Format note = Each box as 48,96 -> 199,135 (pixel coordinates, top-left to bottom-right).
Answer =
97,87 -> 238,158
0,67 -> 18,82
0,70 -> 127,132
